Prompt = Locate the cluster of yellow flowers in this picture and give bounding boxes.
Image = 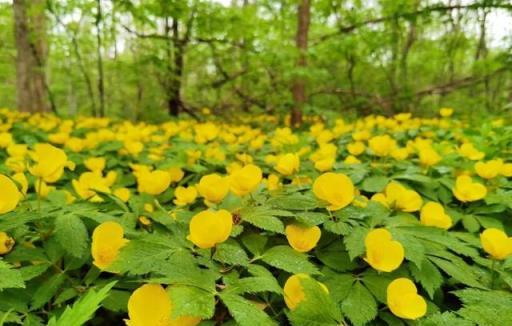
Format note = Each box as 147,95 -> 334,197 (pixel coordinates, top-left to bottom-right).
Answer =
0,107 -> 511,324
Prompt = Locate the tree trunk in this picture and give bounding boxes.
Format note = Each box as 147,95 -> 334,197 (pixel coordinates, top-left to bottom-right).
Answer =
168,18 -> 183,117
95,0 -> 105,117
13,0 -> 50,113
291,0 -> 310,127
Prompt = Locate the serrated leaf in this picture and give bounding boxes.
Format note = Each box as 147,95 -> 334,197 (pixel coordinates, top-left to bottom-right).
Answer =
109,234 -> 190,275
419,312 -> 473,326
361,273 -> 393,304
429,256 -> 482,288
410,259 -> 443,299
341,281 -> 377,326
0,261 -> 25,290
361,176 -> 389,192
267,192 -> 318,210
316,241 -> 357,272
295,212 -> 329,226
54,214 -> 89,258
47,282 -> 115,326
343,227 -> 369,260
31,273 -> 66,310
229,276 -> 282,295
220,293 -> 277,326
287,277 -> 341,326
240,206 -> 285,233
169,286 -> 216,319
261,246 -> 318,274
213,240 -> 249,266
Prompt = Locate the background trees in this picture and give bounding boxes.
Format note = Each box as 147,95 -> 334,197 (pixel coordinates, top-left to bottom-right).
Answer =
1,0 -> 511,121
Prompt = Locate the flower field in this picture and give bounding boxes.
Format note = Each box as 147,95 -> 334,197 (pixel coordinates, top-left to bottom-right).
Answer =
1,108 -> 512,326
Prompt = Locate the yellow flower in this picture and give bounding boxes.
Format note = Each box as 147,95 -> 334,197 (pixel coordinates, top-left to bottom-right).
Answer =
344,155 -> 361,164
347,141 -> 366,156
114,188 -> 131,202
452,175 -> 487,202
419,148 -> 441,167
458,143 -> 484,160
85,157 -> 106,173
72,172 -> 111,201
35,181 -> 54,198
168,167 -> 185,183
196,174 -> 230,204
0,132 -> 13,148
480,228 -> 512,260
313,172 -> 354,210
274,153 -> 300,176
500,163 -> 512,177
420,202 -> 452,229
364,228 -> 404,272
173,186 -> 197,206
369,135 -> 397,157
12,172 -> 28,195
283,274 -> 329,310
439,107 -> 453,117
286,224 -> 321,253
0,232 -> 15,255
187,209 -> 232,249
387,278 -> 427,320
0,174 -> 21,214
391,148 -> 409,161
372,182 -> 422,212
265,174 -> 282,191
229,164 -> 262,197
137,170 -> 171,195
91,221 -> 129,270
474,159 -> 503,179
29,143 -> 71,183
125,284 -> 201,326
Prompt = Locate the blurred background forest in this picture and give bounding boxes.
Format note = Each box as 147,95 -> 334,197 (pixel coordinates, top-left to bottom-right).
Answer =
1,0 -> 511,124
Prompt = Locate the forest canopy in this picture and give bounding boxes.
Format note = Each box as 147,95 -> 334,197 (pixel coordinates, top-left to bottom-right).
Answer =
1,0 -> 512,121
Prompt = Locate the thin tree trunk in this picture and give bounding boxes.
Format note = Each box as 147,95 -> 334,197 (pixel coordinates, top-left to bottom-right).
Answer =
291,0 -> 310,127
13,0 -> 50,113
168,18 -> 183,116
95,0 -> 105,117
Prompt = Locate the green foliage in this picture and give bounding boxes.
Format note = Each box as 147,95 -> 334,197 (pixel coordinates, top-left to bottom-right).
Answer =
47,282 -> 116,326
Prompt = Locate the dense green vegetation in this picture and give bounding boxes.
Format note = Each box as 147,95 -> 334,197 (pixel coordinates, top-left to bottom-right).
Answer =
1,0 -> 512,121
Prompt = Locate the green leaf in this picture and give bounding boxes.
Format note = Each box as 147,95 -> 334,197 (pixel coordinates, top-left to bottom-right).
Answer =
47,282 -> 116,326
410,259 -> 443,299
169,286 -> 216,320
361,273 -> 393,304
267,192 -> 318,210
320,271 -> 354,304
261,246 -> 318,274
287,277 -> 342,326
316,241 -> 357,272
341,281 -> 377,326
213,240 -> 249,266
361,176 -> 389,192
228,276 -> 282,295
31,273 -> 66,310
220,293 -> 277,326
109,234 -> 190,275
429,256 -> 482,288
54,214 -> 89,258
343,227 -> 369,260
241,232 -> 268,256
295,212 -> 329,226
419,312 -> 473,326
454,289 -> 512,326
0,261 -> 24,290
461,215 -> 480,233
240,206 -> 285,234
